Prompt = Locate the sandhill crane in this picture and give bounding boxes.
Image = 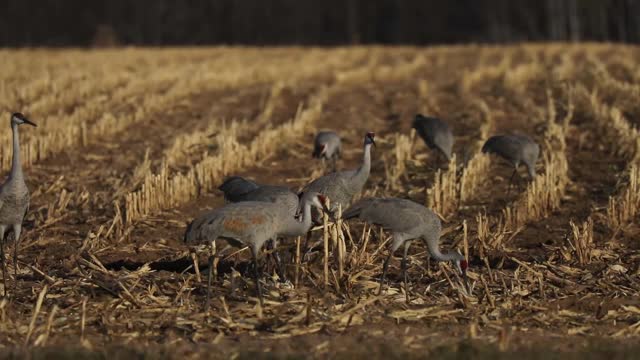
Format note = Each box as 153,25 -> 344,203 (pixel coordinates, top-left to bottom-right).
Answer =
219,176 -> 298,216
184,192 -> 329,306
342,197 -> 468,298
0,112 -> 36,295
219,176 -> 301,278
312,131 -> 342,171
218,176 -> 260,203
303,132 -> 375,222
412,114 -> 453,164
482,134 -> 539,191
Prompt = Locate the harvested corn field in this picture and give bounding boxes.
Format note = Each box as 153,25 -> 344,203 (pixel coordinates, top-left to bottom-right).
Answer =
0,45 -> 639,358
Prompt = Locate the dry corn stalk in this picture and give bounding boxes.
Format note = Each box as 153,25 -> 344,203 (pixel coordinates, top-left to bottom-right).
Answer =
607,164 -> 640,229
459,99 -> 493,203
386,132 -> 414,190
427,155 -> 458,218
578,86 -> 640,162
568,217 -> 594,265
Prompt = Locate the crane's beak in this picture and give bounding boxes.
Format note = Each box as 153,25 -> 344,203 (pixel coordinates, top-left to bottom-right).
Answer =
318,202 -> 337,222
462,271 -> 470,295
321,202 -> 330,214
23,117 -> 37,127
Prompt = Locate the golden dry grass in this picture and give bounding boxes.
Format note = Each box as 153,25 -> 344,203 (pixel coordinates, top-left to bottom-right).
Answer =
0,44 -> 639,357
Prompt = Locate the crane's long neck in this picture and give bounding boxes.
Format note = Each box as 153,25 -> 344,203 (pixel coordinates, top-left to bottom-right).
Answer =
424,234 -> 461,262
351,143 -> 372,190
10,123 -> 23,181
286,201 -> 314,236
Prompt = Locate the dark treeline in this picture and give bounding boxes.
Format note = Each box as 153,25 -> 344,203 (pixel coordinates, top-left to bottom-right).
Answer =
1,0 -> 639,46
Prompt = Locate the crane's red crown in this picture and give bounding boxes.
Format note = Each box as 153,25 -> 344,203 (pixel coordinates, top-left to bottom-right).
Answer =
460,259 -> 468,272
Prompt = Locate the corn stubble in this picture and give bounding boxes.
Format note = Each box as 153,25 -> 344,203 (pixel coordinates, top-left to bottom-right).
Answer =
2,45 -> 640,354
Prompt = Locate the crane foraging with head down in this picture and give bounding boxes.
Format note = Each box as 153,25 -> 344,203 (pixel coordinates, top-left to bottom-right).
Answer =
482,134 -> 539,192
218,175 -> 305,279
184,191 -> 330,306
302,131 -> 375,222
342,197 -> 469,298
412,114 -> 454,166
0,112 -> 36,295
312,130 -> 342,172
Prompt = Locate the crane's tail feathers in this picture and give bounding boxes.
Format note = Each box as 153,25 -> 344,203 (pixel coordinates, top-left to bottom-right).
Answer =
342,205 -> 362,220
184,220 -> 195,243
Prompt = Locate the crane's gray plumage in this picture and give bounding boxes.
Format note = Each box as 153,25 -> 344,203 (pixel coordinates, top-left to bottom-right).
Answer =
482,134 -> 539,184
312,130 -> 342,171
219,176 -> 299,216
218,176 -> 260,202
0,112 -> 36,295
184,191 -> 329,306
303,132 -> 375,222
412,114 -> 454,162
343,197 -> 468,297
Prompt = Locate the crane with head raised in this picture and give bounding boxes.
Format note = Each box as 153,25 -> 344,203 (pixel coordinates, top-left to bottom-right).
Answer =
0,112 -> 36,296
302,131 -> 375,222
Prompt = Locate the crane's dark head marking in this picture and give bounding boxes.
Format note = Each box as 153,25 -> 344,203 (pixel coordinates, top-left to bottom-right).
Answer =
315,194 -> 336,221
364,132 -> 376,147
319,144 -> 327,156
312,144 -> 327,158
11,112 -> 37,127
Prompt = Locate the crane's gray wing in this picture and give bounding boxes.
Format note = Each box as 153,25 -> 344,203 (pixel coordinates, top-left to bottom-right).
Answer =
343,198 -> 423,233
219,176 -> 260,202
241,186 -> 299,215
303,172 -> 352,209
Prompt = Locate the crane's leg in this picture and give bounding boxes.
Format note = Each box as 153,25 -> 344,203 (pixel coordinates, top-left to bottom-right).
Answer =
331,155 -> 338,172
438,151 -> 446,170
401,241 -> 411,304
506,168 -> 518,197
205,254 -> 214,312
377,250 -> 394,295
0,226 -> 6,297
271,238 -> 286,282
302,230 -> 313,262
250,246 -> 264,307
12,224 -> 21,281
